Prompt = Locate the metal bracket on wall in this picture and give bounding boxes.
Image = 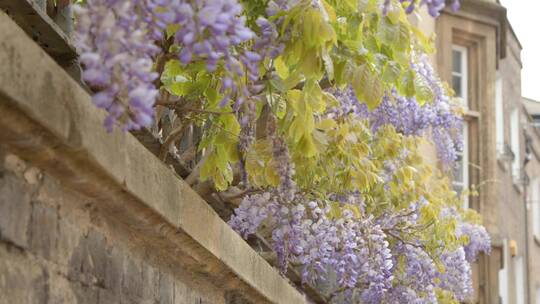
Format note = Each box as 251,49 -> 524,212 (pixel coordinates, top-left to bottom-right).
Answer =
0,0 -> 76,64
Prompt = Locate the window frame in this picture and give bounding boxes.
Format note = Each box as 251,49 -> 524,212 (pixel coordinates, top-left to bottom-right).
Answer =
452,122 -> 470,209
510,109 -> 521,181
451,45 -> 468,108
514,255 -> 525,304
499,239 -> 509,304
451,44 -> 470,208
495,74 -> 504,154
532,177 -> 540,240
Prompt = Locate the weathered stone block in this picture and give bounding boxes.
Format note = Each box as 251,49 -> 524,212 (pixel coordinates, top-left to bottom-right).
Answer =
56,214 -> 82,269
81,229 -> 108,285
122,255 -> 143,299
0,172 -> 32,248
104,246 -> 124,293
0,244 -> 48,303
225,291 -> 252,304
159,273 -> 174,304
141,263 -> 159,301
98,289 -> 118,304
48,272 -> 79,304
69,282 -> 99,304
29,201 -> 58,259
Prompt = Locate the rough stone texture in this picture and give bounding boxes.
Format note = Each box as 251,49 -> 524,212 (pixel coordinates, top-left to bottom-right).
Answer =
0,10 -> 309,304
0,170 -> 33,249
0,154 -> 231,304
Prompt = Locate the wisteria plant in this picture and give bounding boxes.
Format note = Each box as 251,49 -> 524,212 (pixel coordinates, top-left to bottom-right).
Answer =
75,0 -> 490,302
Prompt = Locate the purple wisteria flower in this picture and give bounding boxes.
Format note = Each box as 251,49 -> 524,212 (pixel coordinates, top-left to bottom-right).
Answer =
438,247 -> 474,301
75,0 -> 161,131
229,194 -> 395,297
75,0 -> 259,131
457,222 -> 492,262
384,0 -> 461,17
332,55 -> 464,167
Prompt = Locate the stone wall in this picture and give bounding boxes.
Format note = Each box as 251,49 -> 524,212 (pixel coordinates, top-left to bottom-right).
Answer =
494,24 -> 528,304
0,151 -> 231,304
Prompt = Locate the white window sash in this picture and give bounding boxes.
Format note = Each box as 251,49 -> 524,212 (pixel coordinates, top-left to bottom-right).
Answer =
452,45 -> 468,108
510,109 -> 521,180
533,178 -> 540,238
499,239 -> 509,304
495,75 -> 504,153
514,256 -> 525,304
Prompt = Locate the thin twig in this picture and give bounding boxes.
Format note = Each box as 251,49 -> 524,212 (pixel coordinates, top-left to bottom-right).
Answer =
182,108 -> 234,115
222,188 -> 263,201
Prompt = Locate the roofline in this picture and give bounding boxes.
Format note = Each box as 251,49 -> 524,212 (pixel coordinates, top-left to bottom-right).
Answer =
443,0 -> 523,60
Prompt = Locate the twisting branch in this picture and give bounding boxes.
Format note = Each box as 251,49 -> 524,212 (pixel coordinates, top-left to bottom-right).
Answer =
181,108 -> 234,115
384,229 -> 425,250
159,124 -> 186,160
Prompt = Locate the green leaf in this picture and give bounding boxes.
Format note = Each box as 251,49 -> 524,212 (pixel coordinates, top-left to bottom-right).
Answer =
377,17 -> 398,45
304,80 -> 326,114
333,60 -> 348,86
283,72 -> 303,91
402,70 -> 416,97
358,0 -> 378,12
286,89 -> 303,113
299,52 -> 322,79
274,56 -> 290,79
352,64 -> 384,110
161,60 -> 190,96
382,60 -> 401,83
394,22 -> 411,52
414,73 -> 434,105
166,24 -> 180,39
303,9 -> 322,48
321,49 -> 334,81
386,3 -> 401,24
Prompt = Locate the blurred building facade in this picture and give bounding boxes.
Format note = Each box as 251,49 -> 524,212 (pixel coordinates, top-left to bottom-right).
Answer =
419,0 -> 540,303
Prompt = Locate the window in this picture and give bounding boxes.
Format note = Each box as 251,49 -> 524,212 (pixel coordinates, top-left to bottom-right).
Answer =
510,109 -> 521,181
514,256 -> 525,304
532,178 -> 540,239
499,239 -> 509,304
452,122 -> 469,208
452,45 -> 468,107
451,45 -> 469,208
495,75 -> 504,154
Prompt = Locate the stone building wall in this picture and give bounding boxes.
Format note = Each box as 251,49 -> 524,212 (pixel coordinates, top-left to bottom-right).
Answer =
494,24 -> 529,304
524,108 -> 540,304
427,1 -> 540,303
433,2 -> 501,302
